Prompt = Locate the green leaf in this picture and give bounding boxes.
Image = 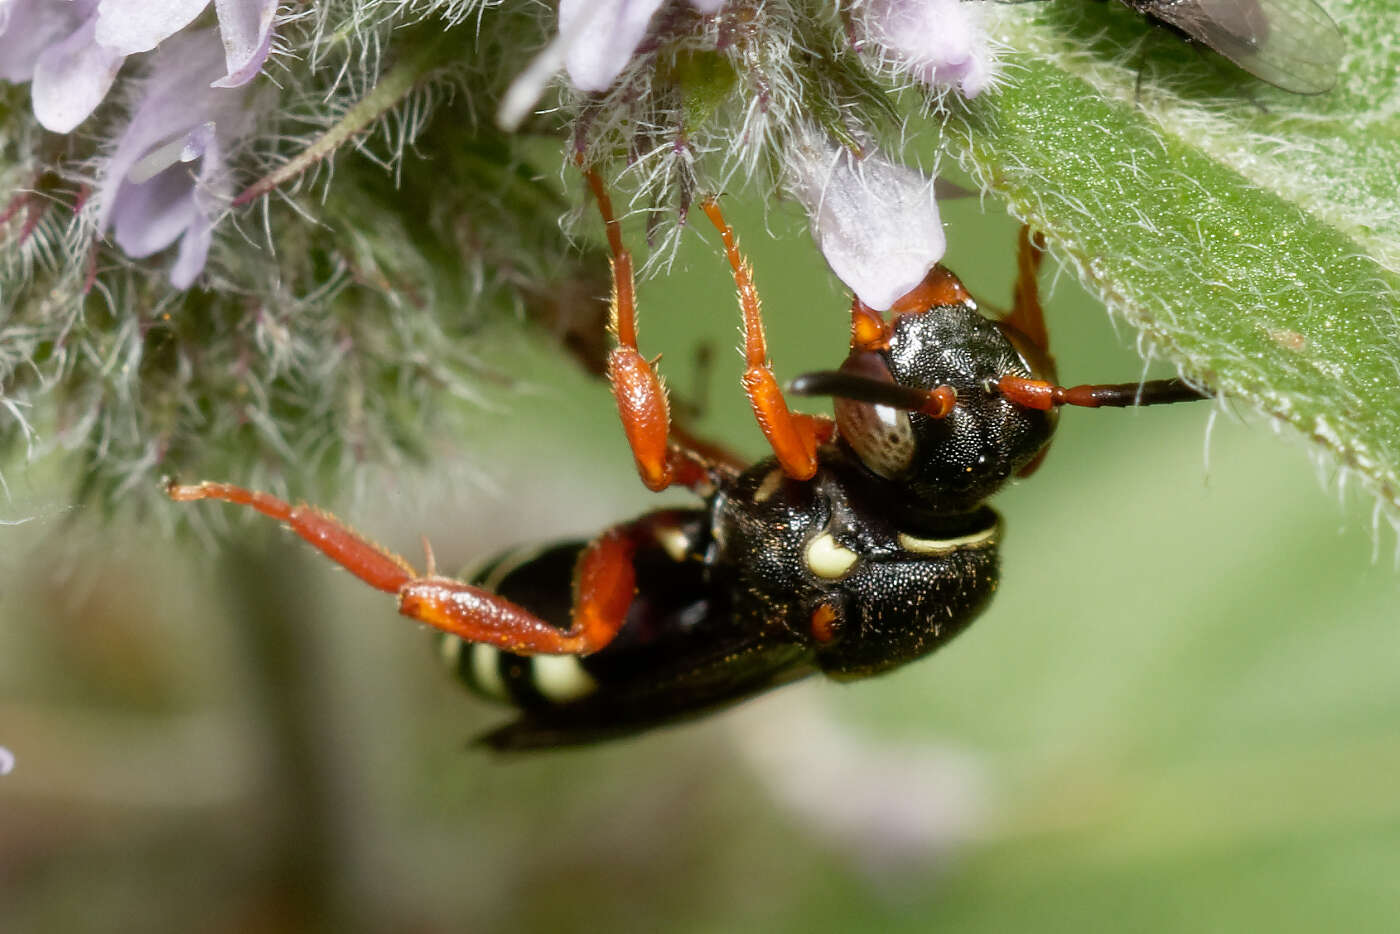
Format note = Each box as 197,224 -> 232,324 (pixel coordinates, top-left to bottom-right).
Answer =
944,1 -> 1400,517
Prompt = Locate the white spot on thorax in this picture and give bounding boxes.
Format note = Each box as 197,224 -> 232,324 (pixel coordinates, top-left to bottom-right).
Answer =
897,524 -> 997,555
711,492 -> 730,550
532,654 -> 599,703
806,531 -> 860,580
753,468 -> 784,504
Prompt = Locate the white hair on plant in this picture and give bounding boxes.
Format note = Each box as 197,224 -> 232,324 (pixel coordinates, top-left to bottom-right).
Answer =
849,0 -> 1000,99
500,0 -> 728,130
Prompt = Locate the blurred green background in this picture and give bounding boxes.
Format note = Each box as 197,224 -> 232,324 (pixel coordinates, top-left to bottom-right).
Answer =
2,190 -> 1398,933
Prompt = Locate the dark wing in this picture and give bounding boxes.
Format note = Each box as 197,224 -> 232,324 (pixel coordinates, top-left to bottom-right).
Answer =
476,637 -> 815,751
1151,0 -> 1343,93
464,516 -> 818,751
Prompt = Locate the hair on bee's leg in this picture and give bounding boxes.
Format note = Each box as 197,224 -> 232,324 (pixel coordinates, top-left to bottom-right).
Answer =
168,479 -> 649,656
699,196 -> 833,481
579,165 -> 716,493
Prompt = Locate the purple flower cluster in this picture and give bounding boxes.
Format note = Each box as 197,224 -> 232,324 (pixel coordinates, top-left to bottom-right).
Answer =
0,0 -> 276,286
0,0 -> 275,131
542,0 -> 991,311
551,0 -> 994,100
95,29 -> 266,288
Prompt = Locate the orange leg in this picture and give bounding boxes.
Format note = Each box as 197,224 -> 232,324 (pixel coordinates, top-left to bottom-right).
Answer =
1007,228 -> 1049,352
402,525 -> 637,654
167,481 -> 415,592
168,481 -> 645,655
581,168 -> 712,493
699,197 -> 834,480
985,227 -> 1059,479
998,227 -> 1058,385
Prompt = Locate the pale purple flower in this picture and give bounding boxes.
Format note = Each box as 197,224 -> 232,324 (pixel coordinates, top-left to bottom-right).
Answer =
95,0 -> 209,54
854,0 -> 996,98
500,0 -> 726,128
93,29 -> 265,288
0,0 -> 95,82
730,690 -> 986,875
787,127 -> 946,312
0,0 -> 277,133
91,0 -> 278,84
206,0 -> 278,88
559,0 -> 725,92
0,0 -> 123,133
32,6 -> 125,133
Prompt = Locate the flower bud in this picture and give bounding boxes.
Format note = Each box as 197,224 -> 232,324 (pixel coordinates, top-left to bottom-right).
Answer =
787,128 -> 945,312
853,0 -> 997,98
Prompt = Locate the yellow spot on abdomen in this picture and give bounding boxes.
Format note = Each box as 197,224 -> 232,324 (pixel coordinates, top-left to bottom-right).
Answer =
470,644 -> 509,701
533,655 -> 599,703
657,527 -> 692,563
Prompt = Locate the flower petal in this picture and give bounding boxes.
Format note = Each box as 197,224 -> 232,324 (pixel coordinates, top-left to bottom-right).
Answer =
94,30 -> 230,232
0,0 -> 90,82
559,0 -> 666,92
170,131 -> 232,287
731,691 -> 985,874
110,163 -> 202,257
788,130 -> 946,312
93,29 -> 260,286
169,210 -> 214,288
31,14 -> 126,132
209,0 -> 276,87
94,0 -> 209,55
127,121 -> 216,183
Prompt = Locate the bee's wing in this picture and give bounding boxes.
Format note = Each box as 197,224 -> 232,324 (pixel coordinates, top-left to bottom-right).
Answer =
1152,0 -> 1344,94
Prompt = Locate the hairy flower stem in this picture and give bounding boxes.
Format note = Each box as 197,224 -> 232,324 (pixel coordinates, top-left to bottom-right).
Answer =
235,26 -> 458,206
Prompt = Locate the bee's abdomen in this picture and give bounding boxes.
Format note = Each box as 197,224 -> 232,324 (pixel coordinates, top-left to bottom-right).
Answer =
438,543 -> 601,710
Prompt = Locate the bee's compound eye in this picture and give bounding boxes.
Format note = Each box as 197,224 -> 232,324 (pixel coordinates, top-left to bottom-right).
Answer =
834,352 -> 915,479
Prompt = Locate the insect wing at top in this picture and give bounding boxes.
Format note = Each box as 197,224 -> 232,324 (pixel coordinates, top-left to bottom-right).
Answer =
1137,0 -> 1344,93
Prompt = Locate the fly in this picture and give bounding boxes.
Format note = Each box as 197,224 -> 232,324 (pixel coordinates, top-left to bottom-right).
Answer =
1120,0 -> 1344,93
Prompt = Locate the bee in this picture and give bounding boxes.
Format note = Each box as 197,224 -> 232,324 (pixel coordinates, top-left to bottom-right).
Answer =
169,172 -> 1205,750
